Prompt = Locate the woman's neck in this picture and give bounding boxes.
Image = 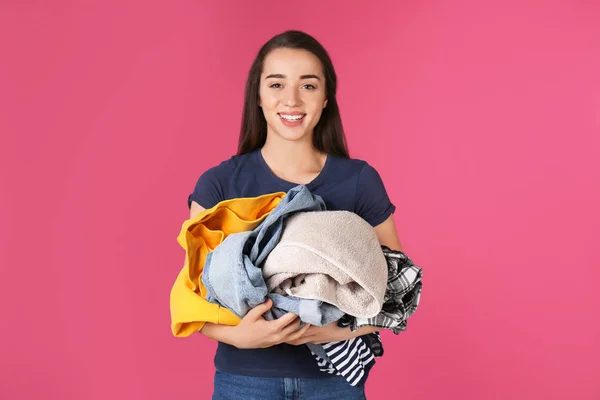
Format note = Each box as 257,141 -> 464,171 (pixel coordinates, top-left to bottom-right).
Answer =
261,134 -> 327,183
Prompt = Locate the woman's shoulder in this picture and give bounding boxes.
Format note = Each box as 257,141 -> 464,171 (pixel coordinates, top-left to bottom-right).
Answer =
202,151 -> 255,177
322,154 -> 394,226
328,154 -> 379,178
188,152 -> 255,209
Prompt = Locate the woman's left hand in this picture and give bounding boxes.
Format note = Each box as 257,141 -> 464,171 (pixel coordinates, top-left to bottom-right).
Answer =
284,322 -> 378,345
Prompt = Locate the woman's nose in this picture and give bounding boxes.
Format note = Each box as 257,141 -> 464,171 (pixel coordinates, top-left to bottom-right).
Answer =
281,87 -> 301,107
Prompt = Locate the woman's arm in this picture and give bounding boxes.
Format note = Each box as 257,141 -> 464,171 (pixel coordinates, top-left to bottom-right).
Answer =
373,214 -> 402,251
189,200 -> 204,220
199,323 -> 240,346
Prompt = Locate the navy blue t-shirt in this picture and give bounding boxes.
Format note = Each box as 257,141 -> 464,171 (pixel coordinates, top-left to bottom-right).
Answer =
188,149 -> 396,378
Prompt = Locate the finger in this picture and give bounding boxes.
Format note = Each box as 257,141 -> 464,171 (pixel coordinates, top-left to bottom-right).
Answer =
272,312 -> 299,329
283,337 -> 304,346
246,299 -> 272,319
279,323 -> 310,346
285,337 -> 310,346
281,319 -> 305,337
274,320 -> 301,344
284,322 -> 312,342
304,325 -> 317,335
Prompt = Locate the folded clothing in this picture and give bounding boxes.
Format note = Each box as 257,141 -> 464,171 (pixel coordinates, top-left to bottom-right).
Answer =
337,246 -> 423,334
263,210 -> 389,319
197,186 -> 414,388
201,185 -> 343,326
169,191 -> 285,336
259,209 -> 391,387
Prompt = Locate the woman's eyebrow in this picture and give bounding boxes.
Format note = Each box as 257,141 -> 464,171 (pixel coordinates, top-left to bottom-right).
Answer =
264,73 -> 321,80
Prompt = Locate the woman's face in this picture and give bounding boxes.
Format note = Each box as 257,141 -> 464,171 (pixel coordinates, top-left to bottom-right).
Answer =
259,48 -> 328,144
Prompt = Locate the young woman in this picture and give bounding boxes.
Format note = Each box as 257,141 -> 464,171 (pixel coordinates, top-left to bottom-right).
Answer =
187,30 -> 402,400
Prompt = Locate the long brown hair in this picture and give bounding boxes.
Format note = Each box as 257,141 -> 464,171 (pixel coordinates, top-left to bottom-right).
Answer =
237,30 -> 349,158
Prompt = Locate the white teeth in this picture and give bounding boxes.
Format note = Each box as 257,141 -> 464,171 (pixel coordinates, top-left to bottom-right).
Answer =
280,114 -> 304,121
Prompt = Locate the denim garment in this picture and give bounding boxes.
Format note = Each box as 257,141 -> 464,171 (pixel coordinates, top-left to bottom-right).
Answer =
202,185 -> 344,326
212,369 -> 366,400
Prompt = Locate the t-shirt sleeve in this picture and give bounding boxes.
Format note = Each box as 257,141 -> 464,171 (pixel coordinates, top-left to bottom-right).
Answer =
355,162 -> 396,227
187,166 -> 226,210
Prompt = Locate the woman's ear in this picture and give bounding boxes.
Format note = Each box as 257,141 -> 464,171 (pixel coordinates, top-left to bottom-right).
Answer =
323,99 -> 328,108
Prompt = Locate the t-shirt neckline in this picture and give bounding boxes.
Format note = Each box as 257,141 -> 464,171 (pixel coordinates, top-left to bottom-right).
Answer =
255,149 -> 331,189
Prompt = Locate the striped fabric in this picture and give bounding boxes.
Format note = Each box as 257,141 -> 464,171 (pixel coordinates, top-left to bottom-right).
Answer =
310,332 -> 383,387
309,247 -> 423,386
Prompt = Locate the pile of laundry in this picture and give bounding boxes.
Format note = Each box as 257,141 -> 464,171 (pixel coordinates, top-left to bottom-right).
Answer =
170,185 -> 423,386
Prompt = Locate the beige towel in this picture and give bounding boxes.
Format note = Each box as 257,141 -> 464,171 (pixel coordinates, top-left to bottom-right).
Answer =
262,210 -> 388,319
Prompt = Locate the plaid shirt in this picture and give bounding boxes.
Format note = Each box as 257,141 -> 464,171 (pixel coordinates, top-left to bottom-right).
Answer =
338,246 -> 423,334
312,247 -> 423,386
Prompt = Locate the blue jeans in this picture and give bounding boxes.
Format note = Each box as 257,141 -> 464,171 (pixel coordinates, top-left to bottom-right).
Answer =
212,370 -> 367,400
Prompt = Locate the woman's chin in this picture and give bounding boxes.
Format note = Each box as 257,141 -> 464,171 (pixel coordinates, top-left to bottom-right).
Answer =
270,127 -> 312,143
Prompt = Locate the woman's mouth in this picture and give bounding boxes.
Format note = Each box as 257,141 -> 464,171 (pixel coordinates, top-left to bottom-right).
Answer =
279,113 -> 306,127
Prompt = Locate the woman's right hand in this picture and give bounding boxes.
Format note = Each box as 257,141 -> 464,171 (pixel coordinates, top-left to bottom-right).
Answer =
231,299 -> 311,349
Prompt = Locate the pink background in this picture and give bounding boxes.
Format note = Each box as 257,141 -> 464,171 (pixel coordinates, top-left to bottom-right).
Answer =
1,1 -> 599,399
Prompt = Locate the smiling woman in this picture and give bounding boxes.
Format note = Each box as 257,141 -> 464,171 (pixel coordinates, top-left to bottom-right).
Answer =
260,49 -> 328,138
186,30 -> 401,400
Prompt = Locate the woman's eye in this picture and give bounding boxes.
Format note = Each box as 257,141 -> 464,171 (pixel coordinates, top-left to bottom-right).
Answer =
303,84 -> 316,90
269,83 -> 282,88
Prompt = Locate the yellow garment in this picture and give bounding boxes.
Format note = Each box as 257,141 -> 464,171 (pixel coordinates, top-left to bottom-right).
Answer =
170,191 -> 286,337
